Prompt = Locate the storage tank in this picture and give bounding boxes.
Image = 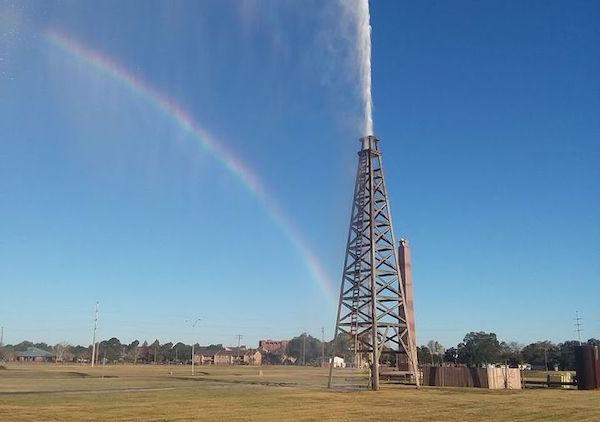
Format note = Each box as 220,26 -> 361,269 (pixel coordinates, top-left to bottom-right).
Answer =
575,345 -> 600,390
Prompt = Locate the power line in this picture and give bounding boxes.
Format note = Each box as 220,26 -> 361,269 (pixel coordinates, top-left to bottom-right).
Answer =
235,334 -> 243,364
185,318 -> 201,375
575,311 -> 583,345
321,327 -> 325,367
91,302 -> 99,367
302,333 -> 306,366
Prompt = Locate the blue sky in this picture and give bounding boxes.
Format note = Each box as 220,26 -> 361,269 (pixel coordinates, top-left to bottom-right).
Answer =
1,0 -> 598,349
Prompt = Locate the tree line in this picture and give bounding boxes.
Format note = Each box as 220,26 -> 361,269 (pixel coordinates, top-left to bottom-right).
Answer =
418,332 -> 600,370
0,339 -> 223,364
284,332 -> 600,371
0,334 -> 346,366
1,332 -> 598,370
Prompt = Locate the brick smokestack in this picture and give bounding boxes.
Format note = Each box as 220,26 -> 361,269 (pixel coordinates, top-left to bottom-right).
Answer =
398,238 -> 417,368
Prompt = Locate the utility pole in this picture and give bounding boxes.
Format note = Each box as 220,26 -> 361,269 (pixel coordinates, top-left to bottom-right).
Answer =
575,311 -> 583,345
0,326 -> 4,347
235,334 -> 243,365
321,327 -> 325,367
91,302 -> 99,367
186,318 -> 201,375
302,333 -> 306,366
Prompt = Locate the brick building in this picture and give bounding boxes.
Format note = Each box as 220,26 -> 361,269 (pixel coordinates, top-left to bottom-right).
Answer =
258,339 -> 289,353
193,345 -> 262,366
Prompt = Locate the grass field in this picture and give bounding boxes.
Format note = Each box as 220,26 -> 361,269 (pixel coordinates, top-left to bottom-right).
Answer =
0,364 -> 598,421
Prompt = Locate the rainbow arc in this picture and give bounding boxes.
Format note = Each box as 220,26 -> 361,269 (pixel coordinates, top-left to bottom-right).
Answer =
46,29 -> 335,301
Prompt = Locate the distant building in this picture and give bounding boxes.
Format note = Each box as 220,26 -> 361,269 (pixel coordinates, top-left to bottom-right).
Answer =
215,348 -> 262,366
15,347 -> 54,362
194,345 -> 226,365
258,339 -> 289,353
329,356 -> 346,368
194,345 -> 262,366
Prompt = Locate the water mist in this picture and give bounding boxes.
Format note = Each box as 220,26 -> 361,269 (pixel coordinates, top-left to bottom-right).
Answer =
356,0 -> 374,136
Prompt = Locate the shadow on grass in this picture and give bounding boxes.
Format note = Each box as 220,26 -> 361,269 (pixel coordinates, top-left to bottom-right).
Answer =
174,376 -> 297,388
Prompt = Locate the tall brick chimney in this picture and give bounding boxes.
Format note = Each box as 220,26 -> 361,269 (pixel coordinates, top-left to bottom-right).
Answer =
398,238 -> 417,368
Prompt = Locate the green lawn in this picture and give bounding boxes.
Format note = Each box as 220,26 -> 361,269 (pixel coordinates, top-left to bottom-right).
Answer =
0,364 -> 598,421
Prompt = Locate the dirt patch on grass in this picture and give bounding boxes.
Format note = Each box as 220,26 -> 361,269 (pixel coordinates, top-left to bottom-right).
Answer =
65,372 -> 91,378
55,372 -> 117,379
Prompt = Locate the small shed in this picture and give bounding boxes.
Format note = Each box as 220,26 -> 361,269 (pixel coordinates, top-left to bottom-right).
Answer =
329,356 -> 346,368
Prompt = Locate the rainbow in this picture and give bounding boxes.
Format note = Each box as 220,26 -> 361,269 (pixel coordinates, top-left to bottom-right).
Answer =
45,29 -> 336,302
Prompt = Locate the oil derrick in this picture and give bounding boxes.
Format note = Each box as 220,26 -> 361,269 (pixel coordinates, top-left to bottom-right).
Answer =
328,135 -> 419,390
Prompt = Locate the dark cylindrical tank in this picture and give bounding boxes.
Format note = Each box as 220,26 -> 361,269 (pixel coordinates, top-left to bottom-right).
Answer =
597,347 -> 600,388
575,345 -> 600,390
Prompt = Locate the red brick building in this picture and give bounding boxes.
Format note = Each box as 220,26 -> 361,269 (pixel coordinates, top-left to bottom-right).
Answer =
258,339 -> 289,353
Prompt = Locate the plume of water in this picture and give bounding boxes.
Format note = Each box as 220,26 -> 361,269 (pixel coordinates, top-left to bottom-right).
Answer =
356,0 -> 374,136
235,0 -> 375,136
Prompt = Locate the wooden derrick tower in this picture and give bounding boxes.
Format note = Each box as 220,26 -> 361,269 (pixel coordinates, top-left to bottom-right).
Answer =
328,135 -> 419,390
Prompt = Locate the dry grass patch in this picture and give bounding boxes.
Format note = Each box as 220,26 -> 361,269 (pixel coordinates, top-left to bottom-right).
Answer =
0,364 -> 598,421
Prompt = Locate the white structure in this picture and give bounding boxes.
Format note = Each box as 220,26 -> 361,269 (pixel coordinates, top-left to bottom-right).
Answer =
329,356 -> 346,368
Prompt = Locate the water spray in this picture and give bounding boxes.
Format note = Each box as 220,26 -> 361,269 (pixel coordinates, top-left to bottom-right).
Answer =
357,0 -> 374,136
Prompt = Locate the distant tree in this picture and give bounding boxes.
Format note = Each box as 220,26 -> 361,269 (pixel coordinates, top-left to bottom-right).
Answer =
71,345 -> 89,362
499,341 -> 523,366
444,347 -> 459,364
138,341 -> 151,363
288,333 -> 321,365
13,341 -> 34,352
159,342 -> 174,363
457,332 -> 501,366
150,340 -> 160,364
172,342 -> 191,363
380,344 -> 397,366
326,333 -> 353,364
427,340 -> 445,365
98,338 -> 123,363
34,343 -> 53,352
0,345 -> 15,361
207,344 -> 223,349
262,351 -> 286,365
558,341 -> 579,371
417,345 -> 432,365
587,338 -> 600,346
54,342 -> 73,362
125,340 -> 140,364
521,341 -> 559,369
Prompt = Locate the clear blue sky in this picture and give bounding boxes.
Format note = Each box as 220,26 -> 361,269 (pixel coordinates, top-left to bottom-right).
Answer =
1,0 -> 598,349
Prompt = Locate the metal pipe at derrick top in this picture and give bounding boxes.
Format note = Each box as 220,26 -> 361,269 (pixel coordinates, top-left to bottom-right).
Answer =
360,135 -> 379,151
